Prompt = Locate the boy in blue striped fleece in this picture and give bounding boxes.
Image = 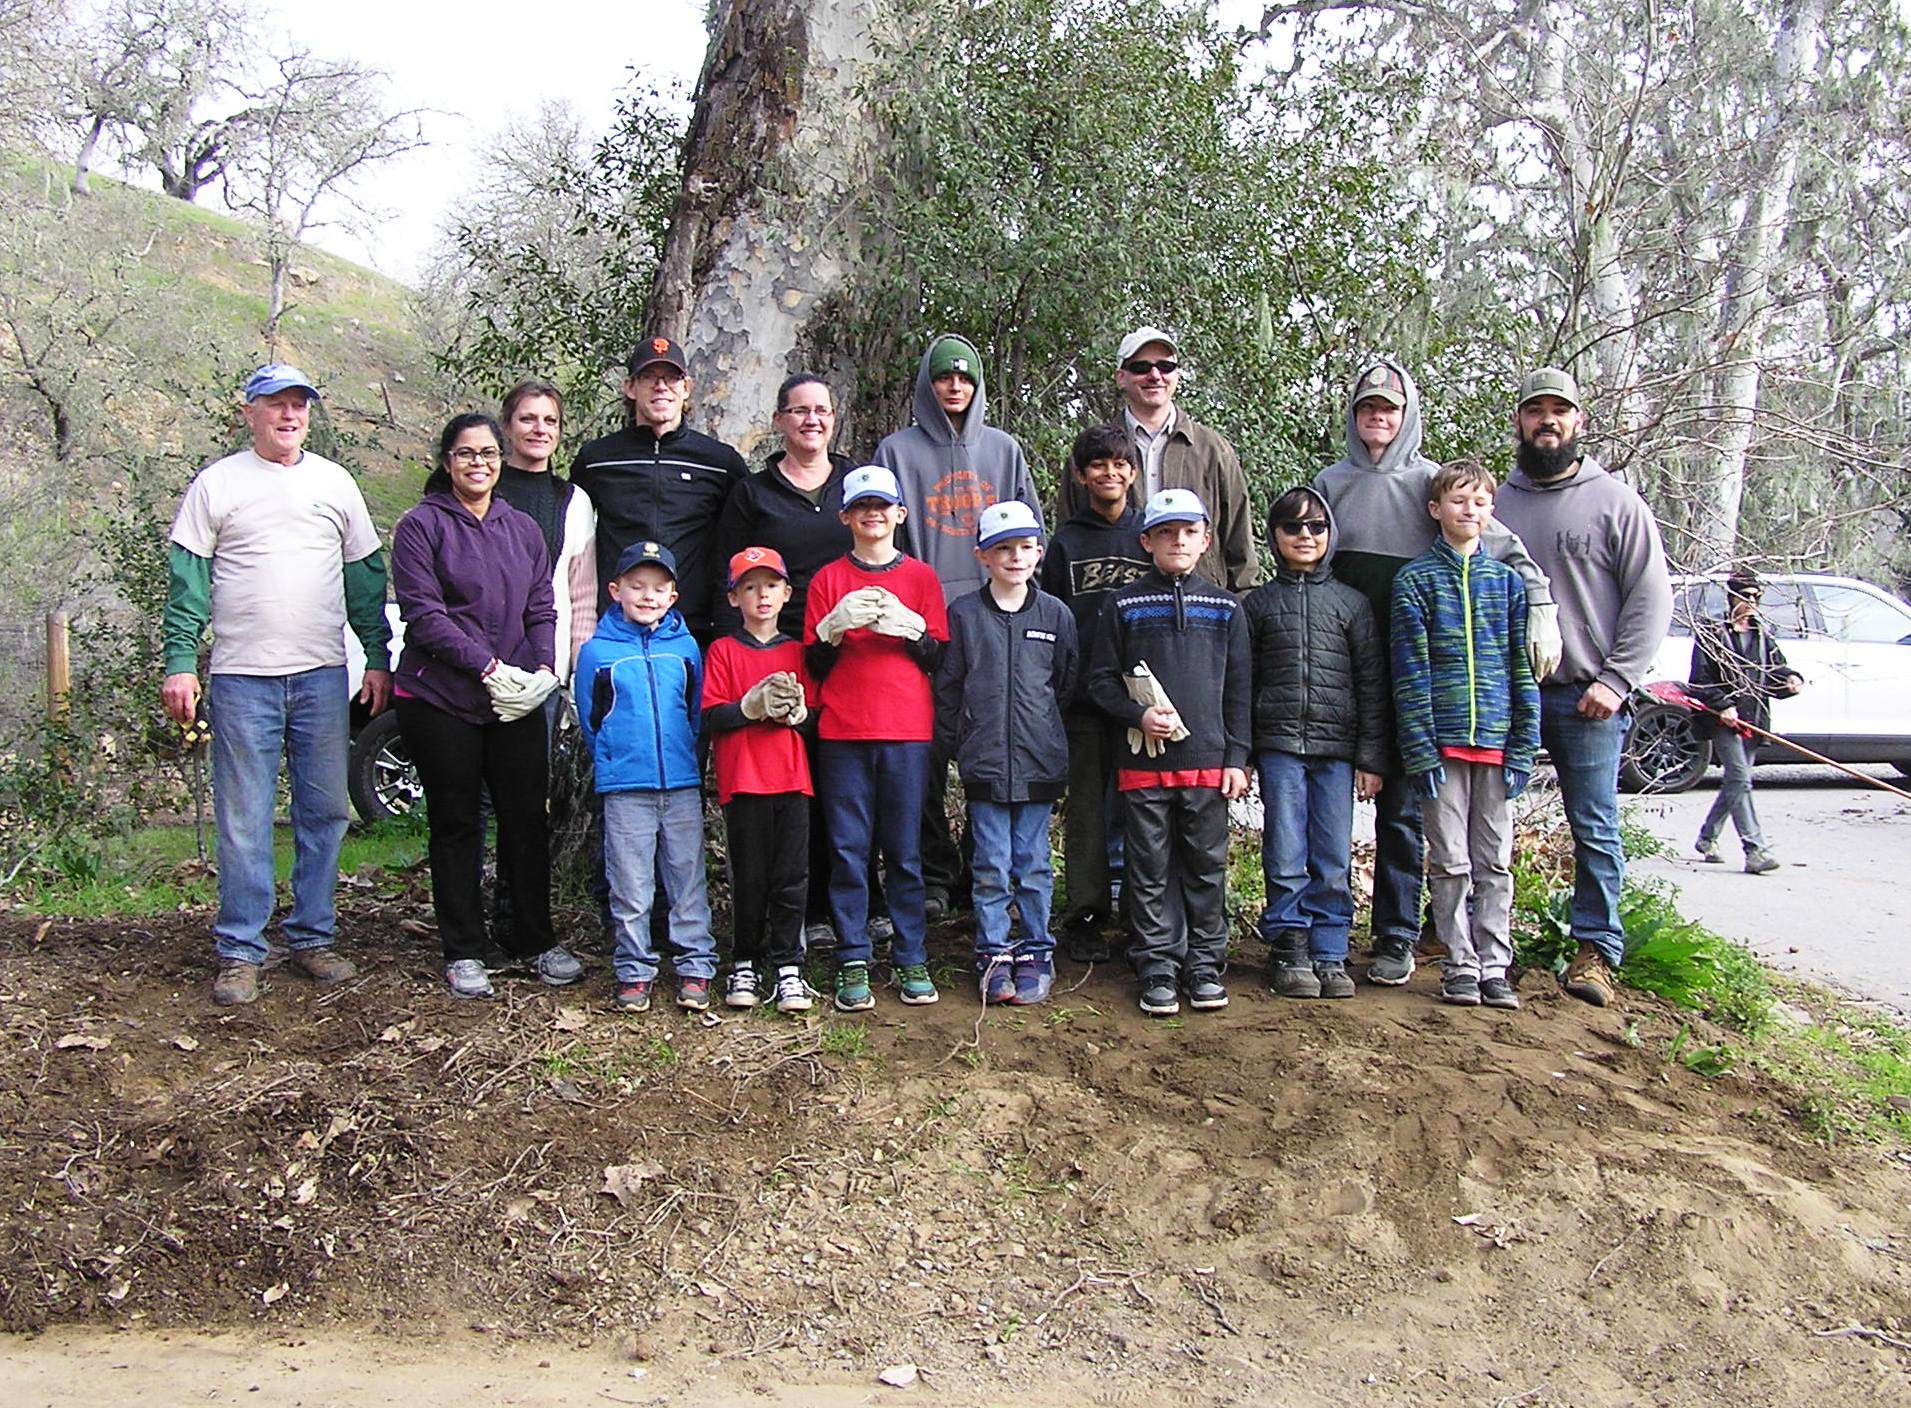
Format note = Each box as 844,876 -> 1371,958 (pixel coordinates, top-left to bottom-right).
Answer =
1390,461 -> 1540,1010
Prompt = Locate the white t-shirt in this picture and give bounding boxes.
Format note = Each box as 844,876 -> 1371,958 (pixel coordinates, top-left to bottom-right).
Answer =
169,448 -> 382,676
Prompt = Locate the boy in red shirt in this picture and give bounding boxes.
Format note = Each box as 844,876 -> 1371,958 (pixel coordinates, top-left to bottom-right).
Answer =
804,466 -> 950,1012
703,546 -> 817,1014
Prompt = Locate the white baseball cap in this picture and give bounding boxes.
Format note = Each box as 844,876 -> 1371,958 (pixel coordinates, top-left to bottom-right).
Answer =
840,464 -> 903,507
1141,488 -> 1209,530
1117,326 -> 1180,368
976,499 -> 1044,548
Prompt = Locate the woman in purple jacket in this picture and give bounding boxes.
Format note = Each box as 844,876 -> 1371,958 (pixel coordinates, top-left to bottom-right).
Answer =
392,412 -> 582,998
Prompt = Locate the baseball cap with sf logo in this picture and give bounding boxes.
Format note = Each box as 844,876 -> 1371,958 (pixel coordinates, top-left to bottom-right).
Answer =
626,336 -> 689,377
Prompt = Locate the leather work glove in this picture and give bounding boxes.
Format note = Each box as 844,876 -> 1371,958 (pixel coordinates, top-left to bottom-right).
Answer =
1527,602 -> 1562,682
494,668 -> 559,722
763,671 -> 804,714
740,678 -> 776,721
869,594 -> 928,641
1125,726 -> 1166,759
816,587 -> 886,645
1503,766 -> 1531,799
1411,765 -> 1446,801
482,660 -> 536,709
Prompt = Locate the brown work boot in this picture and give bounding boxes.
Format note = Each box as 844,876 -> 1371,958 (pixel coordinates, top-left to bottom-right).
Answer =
1561,943 -> 1615,1008
212,960 -> 261,1006
290,947 -> 358,984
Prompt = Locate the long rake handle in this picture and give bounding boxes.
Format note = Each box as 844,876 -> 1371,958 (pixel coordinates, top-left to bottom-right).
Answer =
1729,718 -> 1911,802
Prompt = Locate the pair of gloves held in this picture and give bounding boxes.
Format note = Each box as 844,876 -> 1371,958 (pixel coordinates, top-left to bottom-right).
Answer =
740,670 -> 807,726
1411,763 -> 1530,801
814,586 -> 927,646
481,661 -> 560,722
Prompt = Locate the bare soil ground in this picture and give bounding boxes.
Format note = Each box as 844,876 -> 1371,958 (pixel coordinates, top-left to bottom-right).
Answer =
2,906 -> 1909,1406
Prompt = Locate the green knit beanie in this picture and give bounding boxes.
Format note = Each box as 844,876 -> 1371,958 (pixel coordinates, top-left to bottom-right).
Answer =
927,336 -> 980,383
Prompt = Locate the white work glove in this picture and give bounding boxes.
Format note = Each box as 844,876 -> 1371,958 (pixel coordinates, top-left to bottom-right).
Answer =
1125,727 -> 1166,759
762,672 -> 806,722
740,678 -> 775,721
1528,602 -> 1562,682
494,668 -> 559,722
869,593 -> 928,641
816,587 -> 886,645
483,661 -> 536,708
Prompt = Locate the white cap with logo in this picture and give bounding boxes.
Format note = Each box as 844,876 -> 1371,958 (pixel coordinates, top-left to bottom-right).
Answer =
1141,488 -> 1209,530
976,499 -> 1044,548
840,464 -> 904,507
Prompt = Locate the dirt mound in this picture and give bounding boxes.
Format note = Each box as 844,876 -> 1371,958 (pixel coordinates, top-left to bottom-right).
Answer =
2,911 -> 1908,1405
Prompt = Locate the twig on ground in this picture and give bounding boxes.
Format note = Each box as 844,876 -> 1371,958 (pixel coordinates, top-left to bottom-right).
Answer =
1494,1389 -> 1545,1408
1814,1323 -> 1911,1351
1587,1214 -> 1652,1284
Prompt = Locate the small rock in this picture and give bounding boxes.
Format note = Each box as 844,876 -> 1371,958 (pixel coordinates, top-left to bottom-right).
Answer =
877,1363 -> 919,1387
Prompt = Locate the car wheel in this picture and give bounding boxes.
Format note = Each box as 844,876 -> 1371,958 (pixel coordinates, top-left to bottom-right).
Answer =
349,710 -> 422,822
1619,702 -> 1710,794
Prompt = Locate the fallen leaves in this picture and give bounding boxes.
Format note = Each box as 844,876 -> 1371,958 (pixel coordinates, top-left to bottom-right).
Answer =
55,1032 -> 111,1050
599,1161 -> 667,1208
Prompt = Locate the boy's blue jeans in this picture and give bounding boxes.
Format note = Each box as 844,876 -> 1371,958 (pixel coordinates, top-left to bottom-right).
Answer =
603,788 -> 715,983
1540,684 -> 1630,966
1254,752 -> 1354,961
967,799 -> 1055,959
817,740 -> 930,968
209,668 -> 350,965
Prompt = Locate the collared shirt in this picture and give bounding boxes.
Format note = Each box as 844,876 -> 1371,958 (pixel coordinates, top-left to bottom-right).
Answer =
1124,406 -> 1177,499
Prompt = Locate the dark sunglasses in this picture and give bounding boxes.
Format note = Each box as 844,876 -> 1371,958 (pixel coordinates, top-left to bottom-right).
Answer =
1121,358 -> 1180,376
1275,519 -> 1330,537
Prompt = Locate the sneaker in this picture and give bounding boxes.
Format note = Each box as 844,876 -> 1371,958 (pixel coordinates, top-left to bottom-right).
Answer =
1441,972 -> 1482,1006
1139,981 -> 1180,1017
1480,975 -> 1520,1009
1367,940 -> 1415,986
723,967 -> 762,1009
773,967 -> 814,1013
212,959 -> 261,1006
1744,847 -> 1781,875
867,914 -> 896,948
1314,960 -> 1356,999
923,892 -> 950,924
834,961 -> 876,1013
614,979 -> 653,1012
1011,955 -> 1054,1006
1186,975 -> 1229,1011
445,958 -> 494,1000
290,947 -> 357,984
1694,836 -> 1723,864
804,921 -> 837,953
532,945 -> 583,986
978,958 -> 1017,1006
1063,920 -> 1110,964
897,963 -> 940,1005
677,977 -> 713,1012
1561,943 -> 1615,1008
1271,963 -> 1321,999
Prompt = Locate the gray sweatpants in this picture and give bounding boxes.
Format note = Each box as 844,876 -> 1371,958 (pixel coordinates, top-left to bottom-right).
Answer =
1422,761 -> 1515,981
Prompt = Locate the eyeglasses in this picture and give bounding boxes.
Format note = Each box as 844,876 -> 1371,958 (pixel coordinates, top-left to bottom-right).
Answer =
778,405 -> 835,421
1276,519 -> 1329,537
1122,358 -> 1180,376
449,446 -> 501,465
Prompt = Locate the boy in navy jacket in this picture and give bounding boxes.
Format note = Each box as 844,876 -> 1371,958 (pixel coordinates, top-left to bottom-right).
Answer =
575,541 -> 715,1013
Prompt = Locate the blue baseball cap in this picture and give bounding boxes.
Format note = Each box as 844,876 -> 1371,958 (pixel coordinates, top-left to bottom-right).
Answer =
613,540 -> 678,580
841,465 -> 903,507
243,363 -> 320,402
976,500 -> 1044,549
1141,488 -> 1209,530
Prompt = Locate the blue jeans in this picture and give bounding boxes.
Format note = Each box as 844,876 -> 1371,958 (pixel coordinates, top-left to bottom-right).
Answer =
1699,730 -> 1763,852
1255,752 -> 1355,961
1541,684 -> 1630,965
208,668 -> 350,964
968,800 -> 1055,959
603,788 -> 715,983
818,740 -> 930,967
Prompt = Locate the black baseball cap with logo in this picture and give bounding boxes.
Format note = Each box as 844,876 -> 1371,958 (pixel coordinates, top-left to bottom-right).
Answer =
626,336 -> 689,376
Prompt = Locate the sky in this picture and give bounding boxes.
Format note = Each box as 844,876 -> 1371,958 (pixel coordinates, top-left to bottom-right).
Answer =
256,0 -> 712,283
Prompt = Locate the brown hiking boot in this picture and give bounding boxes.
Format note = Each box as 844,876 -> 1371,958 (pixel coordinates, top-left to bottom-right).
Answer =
212,960 -> 261,1006
1561,943 -> 1615,1008
290,947 -> 358,984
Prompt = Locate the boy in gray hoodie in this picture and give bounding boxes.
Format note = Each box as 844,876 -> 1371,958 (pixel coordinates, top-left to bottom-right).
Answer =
1312,358 -> 1560,986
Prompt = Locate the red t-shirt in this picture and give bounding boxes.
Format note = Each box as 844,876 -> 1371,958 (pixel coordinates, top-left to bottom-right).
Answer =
803,553 -> 948,742
701,634 -> 814,804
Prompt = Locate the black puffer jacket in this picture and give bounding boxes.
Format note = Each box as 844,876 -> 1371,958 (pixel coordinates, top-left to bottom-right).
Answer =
1241,493 -> 1389,773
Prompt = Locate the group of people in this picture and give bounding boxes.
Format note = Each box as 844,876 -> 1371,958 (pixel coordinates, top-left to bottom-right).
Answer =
163,326 -> 1704,1020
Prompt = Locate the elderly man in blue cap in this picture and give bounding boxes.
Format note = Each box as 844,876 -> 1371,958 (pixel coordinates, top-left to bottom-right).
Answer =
161,364 -> 393,1005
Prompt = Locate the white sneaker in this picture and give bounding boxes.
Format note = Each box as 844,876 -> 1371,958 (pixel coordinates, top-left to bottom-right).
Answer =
724,967 -> 762,1008
773,967 -> 814,1013
445,958 -> 493,999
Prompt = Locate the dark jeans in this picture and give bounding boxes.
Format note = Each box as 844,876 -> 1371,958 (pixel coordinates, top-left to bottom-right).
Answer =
920,745 -> 968,906
1123,784 -> 1229,982
398,697 -> 553,964
804,733 -> 883,926
1369,769 -> 1427,948
724,791 -> 808,969
819,740 -> 931,967
1062,709 -> 1123,927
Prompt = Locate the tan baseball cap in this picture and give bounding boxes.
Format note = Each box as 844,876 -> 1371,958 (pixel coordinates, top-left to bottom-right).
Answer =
1352,363 -> 1407,408
1517,366 -> 1581,408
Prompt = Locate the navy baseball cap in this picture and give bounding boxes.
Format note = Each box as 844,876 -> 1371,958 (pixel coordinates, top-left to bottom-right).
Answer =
613,540 -> 678,579
243,364 -> 320,402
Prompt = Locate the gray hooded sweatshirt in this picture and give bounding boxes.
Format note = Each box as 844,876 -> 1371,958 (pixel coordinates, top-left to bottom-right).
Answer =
875,334 -> 1040,606
1312,357 -> 1552,639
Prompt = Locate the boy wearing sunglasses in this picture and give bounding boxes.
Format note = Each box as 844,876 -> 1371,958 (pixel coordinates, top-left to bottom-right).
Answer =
1243,488 -> 1390,998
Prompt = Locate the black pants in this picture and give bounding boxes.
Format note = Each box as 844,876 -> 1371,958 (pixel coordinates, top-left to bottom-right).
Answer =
920,746 -> 969,906
725,792 -> 807,968
398,697 -> 554,964
1061,708 -> 1120,927
1123,784 -> 1229,982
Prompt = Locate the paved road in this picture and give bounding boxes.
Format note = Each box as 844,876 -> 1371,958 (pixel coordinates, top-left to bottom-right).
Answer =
1622,764 -> 1911,1012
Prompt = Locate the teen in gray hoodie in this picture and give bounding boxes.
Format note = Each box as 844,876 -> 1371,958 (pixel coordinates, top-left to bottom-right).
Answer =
1311,357 -> 1558,985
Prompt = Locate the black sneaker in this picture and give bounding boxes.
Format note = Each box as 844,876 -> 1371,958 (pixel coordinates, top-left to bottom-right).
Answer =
1480,975 -> 1520,1009
1186,975 -> 1229,1011
1314,961 -> 1356,999
1139,981 -> 1180,1017
1063,920 -> 1110,964
1270,963 -> 1321,999
1440,973 -> 1482,1006
1367,939 -> 1415,986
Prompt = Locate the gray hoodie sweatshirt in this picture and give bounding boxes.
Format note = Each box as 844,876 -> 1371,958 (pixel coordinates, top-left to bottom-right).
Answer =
875,334 -> 1041,606
1312,357 -> 1552,637
1494,454 -> 1672,697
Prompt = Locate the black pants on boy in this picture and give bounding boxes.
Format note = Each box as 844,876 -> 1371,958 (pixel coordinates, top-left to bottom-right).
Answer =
398,698 -> 554,964
1122,784 -> 1228,983
725,791 -> 808,969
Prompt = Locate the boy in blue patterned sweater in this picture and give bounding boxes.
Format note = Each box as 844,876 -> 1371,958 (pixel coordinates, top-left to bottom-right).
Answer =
1390,461 -> 1539,1010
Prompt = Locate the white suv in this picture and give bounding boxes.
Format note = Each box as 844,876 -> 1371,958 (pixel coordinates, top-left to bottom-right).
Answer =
1621,572 -> 1911,792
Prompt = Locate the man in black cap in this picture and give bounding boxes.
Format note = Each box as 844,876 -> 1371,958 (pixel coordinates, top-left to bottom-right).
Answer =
571,336 -> 749,640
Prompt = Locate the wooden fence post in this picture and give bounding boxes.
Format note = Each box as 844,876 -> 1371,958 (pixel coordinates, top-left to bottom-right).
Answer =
45,610 -> 70,721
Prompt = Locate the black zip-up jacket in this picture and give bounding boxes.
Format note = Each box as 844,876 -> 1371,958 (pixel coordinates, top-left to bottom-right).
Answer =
1086,566 -> 1252,773
711,451 -> 855,636
570,422 -> 748,633
1688,615 -> 1797,736
1242,561 -> 1389,773
934,586 -> 1077,803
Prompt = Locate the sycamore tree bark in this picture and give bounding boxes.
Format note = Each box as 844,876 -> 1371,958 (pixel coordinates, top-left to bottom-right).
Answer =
646,0 -> 890,458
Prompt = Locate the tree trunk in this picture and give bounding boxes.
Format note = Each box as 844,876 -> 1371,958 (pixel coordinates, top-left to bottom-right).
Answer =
72,116 -> 106,197
646,0 -> 890,457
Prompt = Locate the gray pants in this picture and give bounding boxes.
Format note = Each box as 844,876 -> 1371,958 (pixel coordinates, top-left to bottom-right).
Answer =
1698,731 -> 1763,852
1422,762 -> 1514,981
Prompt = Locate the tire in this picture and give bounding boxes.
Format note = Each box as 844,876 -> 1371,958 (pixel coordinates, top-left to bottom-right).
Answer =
1619,701 -> 1710,794
348,709 -> 422,823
